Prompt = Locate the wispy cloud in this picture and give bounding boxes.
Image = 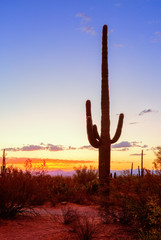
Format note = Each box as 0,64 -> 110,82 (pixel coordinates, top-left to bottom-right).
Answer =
81,26 -> 96,35
113,147 -> 130,152
112,141 -> 132,149
151,32 -> 161,43
76,13 -> 91,23
112,141 -> 148,150
114,3 -> 121,7
138,109 -> 157,116
129,122 -> 139,125
130,153 -> 146,156
76,12 -> 96,35
155,32 -> 161,37
79,145 -> 95,150
5,144 -> 68,152
114,43 -> 123,47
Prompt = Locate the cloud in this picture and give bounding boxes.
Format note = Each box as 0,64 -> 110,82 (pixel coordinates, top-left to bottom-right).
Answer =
76,12 -> 96,35
130,153 -> 146,156
112,147 -> 129,152
114,3 -> 121,7
79,145 -> 95,150
112,141 -> 148,150
81,26 -> 96,35
5,144 -> 67,152
129,122 -> 138,125
46,144 -> 65,151
112,141 -> 132,149
155,32 -> 161,37
114,43 -> 123,47
138,109 -> 157,116
5,147 -> 20,152
21,145 -> 44,151
76,13 -> 91,23
68,146 -> 77,150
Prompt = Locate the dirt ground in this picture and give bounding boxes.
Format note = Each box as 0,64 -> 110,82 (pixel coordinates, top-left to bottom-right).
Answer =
0,203 -> 135,240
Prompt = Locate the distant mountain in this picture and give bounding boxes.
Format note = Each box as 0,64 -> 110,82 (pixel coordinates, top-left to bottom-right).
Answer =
46,169 -> 75,177
44,168 -> 152,177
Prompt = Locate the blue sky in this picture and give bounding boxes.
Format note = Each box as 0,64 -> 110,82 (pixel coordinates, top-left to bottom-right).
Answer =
0,0 -> 161,170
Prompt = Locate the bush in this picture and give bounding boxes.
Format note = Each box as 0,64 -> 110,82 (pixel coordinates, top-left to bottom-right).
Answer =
0,168 -> 35,219
72,216 -> 99,240
99,172 -> 161,238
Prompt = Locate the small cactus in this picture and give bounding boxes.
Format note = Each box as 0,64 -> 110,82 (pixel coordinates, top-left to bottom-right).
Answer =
138,165 -> 140,177
86,25 -> 124,189
1,149 -> 6,175
141,150 -> 144,177
131,162 -> 133,176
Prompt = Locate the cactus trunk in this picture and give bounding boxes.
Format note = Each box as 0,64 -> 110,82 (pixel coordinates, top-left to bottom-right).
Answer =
86,25 -> 124,191
99,25 -> 110,185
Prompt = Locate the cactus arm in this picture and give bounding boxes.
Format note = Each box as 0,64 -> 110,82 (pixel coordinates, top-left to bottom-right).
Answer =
86,100 -> 92,117
110,113 -> 124,144
87,117 -> 100,148
93,124 -> 101,141
86,100 -> 101,148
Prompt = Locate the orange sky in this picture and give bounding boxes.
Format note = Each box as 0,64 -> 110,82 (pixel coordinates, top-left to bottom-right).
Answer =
2,148 -> 155,173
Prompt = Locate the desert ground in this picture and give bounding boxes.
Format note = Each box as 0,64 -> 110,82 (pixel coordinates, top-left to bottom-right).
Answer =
0,203 -> 134,240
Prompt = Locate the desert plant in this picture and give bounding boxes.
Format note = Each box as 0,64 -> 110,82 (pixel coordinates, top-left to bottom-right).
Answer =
131,162 -> 133,176
72,216 -> 99,240
138,165 -> 140,177
141,150 -> 144,177
1,149 -> 6,175
85,25 -> 124,191
153,146 -> 161,172
73,166 -> 98,194
61,206 -> 79,225
0,167 -> 35,219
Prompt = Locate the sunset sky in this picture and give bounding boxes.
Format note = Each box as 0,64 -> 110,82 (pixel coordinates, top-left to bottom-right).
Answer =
1,0 -> 161,171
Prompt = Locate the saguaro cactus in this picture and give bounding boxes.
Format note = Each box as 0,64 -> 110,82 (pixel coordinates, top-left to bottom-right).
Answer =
141,150 -> 144,177
1,149 -> 6,175
86,25 -> 124,187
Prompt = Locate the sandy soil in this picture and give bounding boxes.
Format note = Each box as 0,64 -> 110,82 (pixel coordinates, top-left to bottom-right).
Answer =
0,203 -> 135,240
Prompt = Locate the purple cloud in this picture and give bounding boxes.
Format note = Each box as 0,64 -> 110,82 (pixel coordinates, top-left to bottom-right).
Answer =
130,153 -> 146,156
138,109 -> 157,116
79,145 -> 95,150
112,141 -> 132,149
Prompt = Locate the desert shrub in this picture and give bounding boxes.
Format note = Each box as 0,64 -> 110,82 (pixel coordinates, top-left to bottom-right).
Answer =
30,174 -> 53,205
73,166 -> 98,185
50,176 -> 75,204
73,166 -> 99,194
99,172 -> 161,238
0,167 -> 35,219
72,216 -> 99,240
61,206 -> 79,225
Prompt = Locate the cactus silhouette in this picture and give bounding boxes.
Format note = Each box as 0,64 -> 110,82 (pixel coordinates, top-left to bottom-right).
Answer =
1,149 -> 6,175
131,162 -> 133,176
141,150 -> 144,177
86,25 -> 124,188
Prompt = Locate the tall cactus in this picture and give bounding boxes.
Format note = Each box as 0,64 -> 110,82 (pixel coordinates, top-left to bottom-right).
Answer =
86,25 -> 124,187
